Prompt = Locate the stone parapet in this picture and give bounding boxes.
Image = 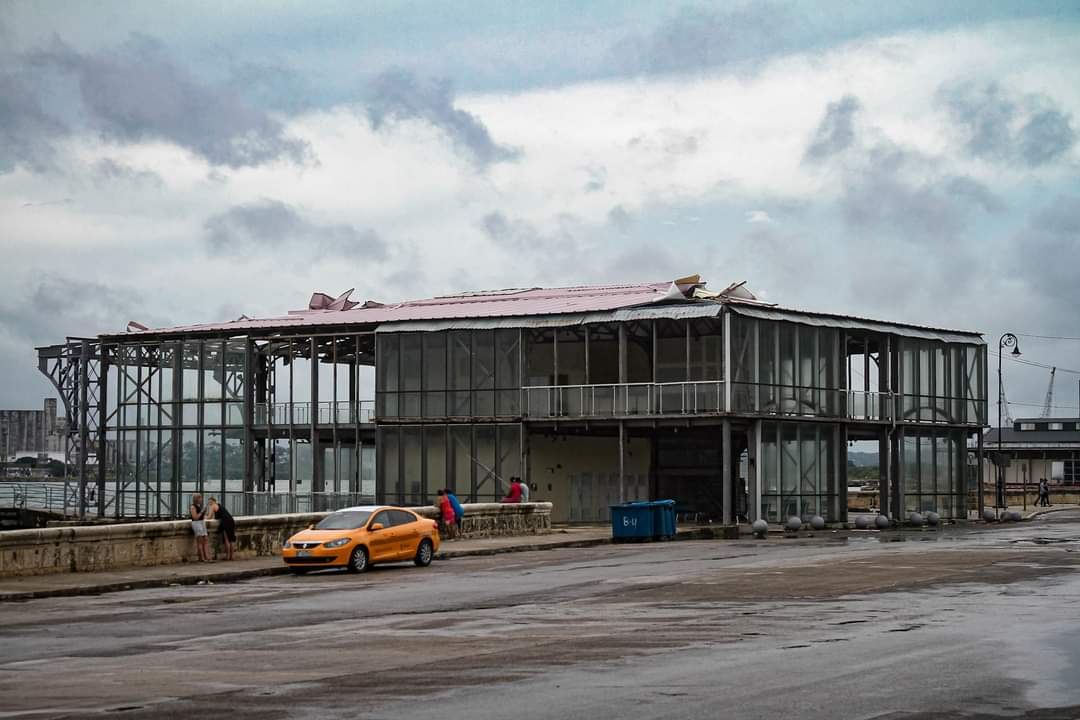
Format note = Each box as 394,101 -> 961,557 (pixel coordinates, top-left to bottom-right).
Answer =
0,502 -> 552,578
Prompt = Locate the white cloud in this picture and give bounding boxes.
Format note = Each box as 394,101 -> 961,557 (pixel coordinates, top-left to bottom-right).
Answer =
745,210 -> 775,224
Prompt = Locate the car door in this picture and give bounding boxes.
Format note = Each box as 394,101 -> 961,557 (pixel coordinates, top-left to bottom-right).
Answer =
388,509 -> 420,560
367,510 -> 395,562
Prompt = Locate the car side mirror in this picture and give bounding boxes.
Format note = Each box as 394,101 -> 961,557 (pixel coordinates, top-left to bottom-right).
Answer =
369,523 -> 384,532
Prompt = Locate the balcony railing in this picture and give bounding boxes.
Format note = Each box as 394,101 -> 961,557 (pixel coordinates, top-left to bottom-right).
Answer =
523,381 -> 985,424
524,381 -> 725,419
254,400 -> 375,426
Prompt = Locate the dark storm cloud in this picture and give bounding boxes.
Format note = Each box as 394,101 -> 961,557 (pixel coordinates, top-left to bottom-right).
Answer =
0,275 -> 152,343
1012,196 -> 1080,304
937,81 -> 1076,166
607,205 -> 635,233
25,34 -> 312,170
840,145 -> 1000,240
366,68 -> 519,167
0,70 -> 67,173
92,158 -> 164,188
204,199 -> 386,259
803,95 -> 861,163
611,3 -> 789,75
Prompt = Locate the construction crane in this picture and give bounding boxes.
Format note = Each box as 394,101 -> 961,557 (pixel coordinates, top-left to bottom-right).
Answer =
1000,376 -> 1014,426
1040,367 -> 1057,418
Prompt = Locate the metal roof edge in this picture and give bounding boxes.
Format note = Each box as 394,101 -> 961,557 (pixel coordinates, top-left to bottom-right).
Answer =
725,303 -> 984,344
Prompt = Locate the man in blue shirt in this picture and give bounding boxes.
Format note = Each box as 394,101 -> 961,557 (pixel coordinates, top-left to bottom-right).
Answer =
445,489 -> 465,537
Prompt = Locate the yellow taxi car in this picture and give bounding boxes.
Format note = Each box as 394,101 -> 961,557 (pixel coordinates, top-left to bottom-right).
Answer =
282,505 -> 439,574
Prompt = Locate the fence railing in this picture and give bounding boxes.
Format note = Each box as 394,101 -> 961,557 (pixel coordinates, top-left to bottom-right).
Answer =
1,481 -> 377,519
254,400 -> 375,426
522,381 -> 985,424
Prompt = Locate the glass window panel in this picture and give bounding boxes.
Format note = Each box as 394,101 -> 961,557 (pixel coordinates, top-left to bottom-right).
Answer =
203,402 -> 222,425
425,426 -> 446,493
203,429 -> 222,489
781,424 -> 798,494
424,391 -> 446,417
497,389 -> 520,416
401,334 -> 422,392
402,427 -> 422,503
475,426 -> 497,500
903,434 -> 919,496
203,341 -> 224,400
800,425 -> 818,495
449,426 -> 472,498
400,392 -> 421,418
473,390 -> 495,416
625,322 -> 653,383
423,332 -> 447,391
495,329 -> 520,389
380,427 -> 401,503
498,425 -> 521,488
180,429 -> 199,490
224,430 -> 243,492
377,334 -> 399,393
225,402 -> 244,426
181,342 -> 201,402
763,423 -> 778,494
555,329 -> 585,385
182,403 -> 199,426
449,331 -> 472,390
472,330 -> 496,389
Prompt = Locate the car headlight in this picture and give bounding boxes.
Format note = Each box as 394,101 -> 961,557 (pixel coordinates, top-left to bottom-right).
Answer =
282,540 -> 292,549
323,537 -> 351,549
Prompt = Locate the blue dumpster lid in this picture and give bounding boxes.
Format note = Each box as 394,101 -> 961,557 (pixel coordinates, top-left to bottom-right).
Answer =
624,500 -> 676,507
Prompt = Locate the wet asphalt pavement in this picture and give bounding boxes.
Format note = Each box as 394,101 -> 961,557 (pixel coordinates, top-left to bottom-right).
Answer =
2,512 -> 1080,719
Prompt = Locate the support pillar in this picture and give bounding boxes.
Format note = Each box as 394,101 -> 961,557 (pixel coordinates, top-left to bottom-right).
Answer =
748,420 -> 761,523
879,427 -> 891,519
976,430 -> 985,518
96,350 -> 108,518
77,340 -> 89,520
618,421 -> 626,504
722,419 -> 732,525
310,337 -> 322,497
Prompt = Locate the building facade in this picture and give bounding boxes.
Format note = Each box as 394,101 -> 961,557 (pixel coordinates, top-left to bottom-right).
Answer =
982,418 -> 1080,488
1,399 -> 66,461
35,277 -> 988,522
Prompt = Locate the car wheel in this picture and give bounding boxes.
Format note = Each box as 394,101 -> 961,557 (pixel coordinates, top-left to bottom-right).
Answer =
414,539 -> 434,567
348,546 -> 369,573
288,567 -> 310,575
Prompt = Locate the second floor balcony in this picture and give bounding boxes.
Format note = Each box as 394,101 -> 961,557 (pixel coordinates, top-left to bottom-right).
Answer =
522,381 -> 985,425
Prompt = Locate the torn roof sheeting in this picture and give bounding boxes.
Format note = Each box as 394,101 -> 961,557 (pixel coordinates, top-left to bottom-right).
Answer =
113,276 -> 714,338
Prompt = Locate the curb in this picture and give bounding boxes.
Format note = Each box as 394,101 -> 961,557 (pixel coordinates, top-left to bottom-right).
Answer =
1023,506 -> 1077,521
0,565 -> 291,602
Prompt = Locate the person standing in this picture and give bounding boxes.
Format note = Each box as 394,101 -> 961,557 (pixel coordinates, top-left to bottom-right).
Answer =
436,489 -> 457,539
190,493 -> 211,563
519,478 -> 530,504
208,497 -> 236,560
1038,479 -> 1051,507
446,488 -> 465,535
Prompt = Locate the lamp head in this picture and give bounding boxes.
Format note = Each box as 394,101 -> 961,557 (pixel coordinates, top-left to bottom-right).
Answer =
1011,345 -> 1022,357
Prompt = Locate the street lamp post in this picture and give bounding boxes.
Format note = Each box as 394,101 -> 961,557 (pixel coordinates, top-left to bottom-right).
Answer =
997,333 -> 1021,515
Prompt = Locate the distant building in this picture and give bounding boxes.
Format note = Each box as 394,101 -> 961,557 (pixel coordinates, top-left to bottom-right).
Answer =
982,418 -> 1080,487
0,399 -> 67,462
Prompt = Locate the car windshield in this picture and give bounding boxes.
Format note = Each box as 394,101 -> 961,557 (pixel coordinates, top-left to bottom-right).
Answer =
315,511 -> 373,530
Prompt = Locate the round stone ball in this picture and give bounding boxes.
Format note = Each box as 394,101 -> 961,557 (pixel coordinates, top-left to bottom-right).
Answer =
908,512 -> 924,526
785,516 -> 803,532
752,519 -> 769,538
874,514 -> 891,530
999,510 -> 1012,522
810,515 -> 826,530
854,515 -> 870,530
1009,510 -> 1023,522
926,512 -> 940,527
982,508 -> 996,522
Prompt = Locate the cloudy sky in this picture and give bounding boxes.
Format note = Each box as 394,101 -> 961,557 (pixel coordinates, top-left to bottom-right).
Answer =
1,1 -> 1079,416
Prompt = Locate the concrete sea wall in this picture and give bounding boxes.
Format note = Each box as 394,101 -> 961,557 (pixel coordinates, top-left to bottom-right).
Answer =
0,502 -> 552,578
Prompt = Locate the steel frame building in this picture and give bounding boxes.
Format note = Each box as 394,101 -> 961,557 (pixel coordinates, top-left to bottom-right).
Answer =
37,276 -> 989,523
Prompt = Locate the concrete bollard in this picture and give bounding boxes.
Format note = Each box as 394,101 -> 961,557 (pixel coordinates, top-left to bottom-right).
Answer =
908,512 -> 924,526
785,516 -> 803,532
854,515 -> 870,530
810,516 -> 826,530
752,519 -> 769,538
982,508 -> 996,522
1009,510 -> 1023,522
999,511 -> 1012,522
874,515 -> 891,530
926,512 -> 940,527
